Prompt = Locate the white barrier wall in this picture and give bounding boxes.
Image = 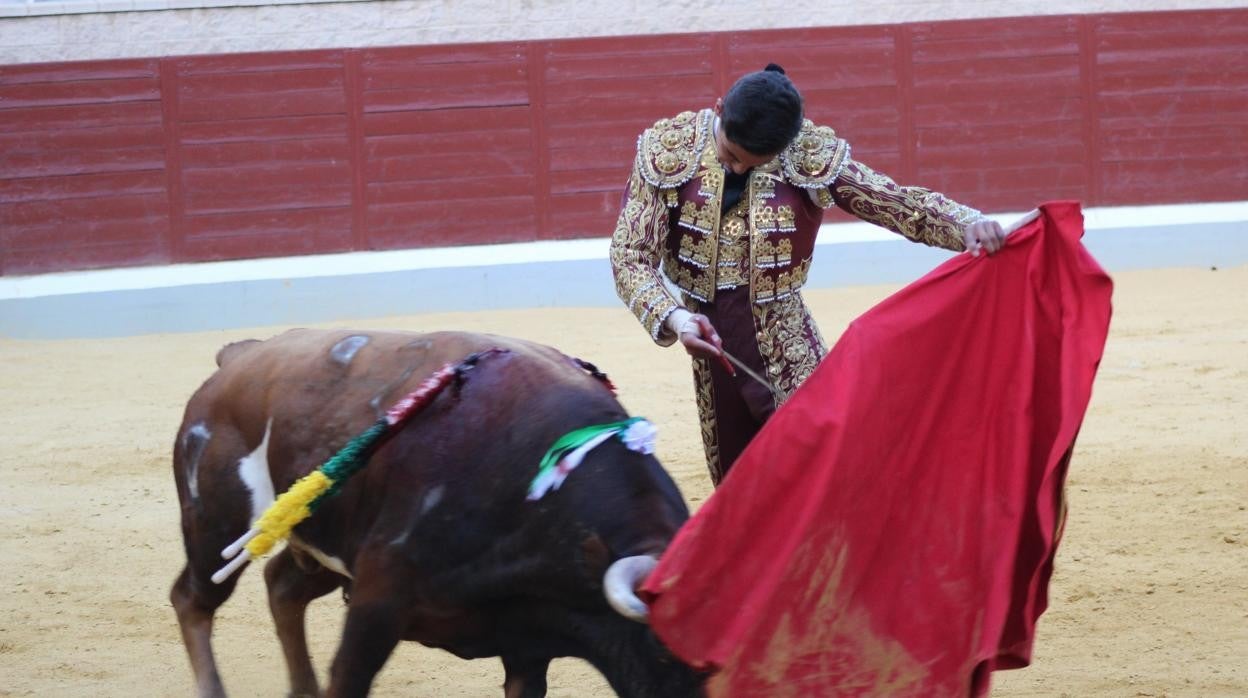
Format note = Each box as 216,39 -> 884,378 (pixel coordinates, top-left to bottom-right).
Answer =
3,0 -> 1246,64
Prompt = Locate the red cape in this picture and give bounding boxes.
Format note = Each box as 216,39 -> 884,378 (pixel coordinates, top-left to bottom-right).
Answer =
642,202 -> 1112,697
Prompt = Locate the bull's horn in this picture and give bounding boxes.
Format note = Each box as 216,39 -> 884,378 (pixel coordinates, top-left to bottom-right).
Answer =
603,555 -> 658,623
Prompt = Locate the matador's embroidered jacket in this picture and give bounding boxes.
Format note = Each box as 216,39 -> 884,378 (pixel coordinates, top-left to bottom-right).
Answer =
610,108 -> 986,402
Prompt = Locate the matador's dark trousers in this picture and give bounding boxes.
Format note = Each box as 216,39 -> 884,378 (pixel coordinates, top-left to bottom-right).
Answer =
690,286 -> 779,486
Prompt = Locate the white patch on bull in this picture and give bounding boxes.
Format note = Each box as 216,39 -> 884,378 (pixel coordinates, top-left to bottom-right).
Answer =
181,423 -> 211,500
237,419 -> 276,525
388,485 -> 445,549
289,535 -> 353,579
421,485 -> 445,516
330,334 -> 370,365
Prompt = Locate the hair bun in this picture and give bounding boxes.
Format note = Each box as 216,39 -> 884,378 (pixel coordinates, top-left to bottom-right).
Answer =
763,63 -> 786,74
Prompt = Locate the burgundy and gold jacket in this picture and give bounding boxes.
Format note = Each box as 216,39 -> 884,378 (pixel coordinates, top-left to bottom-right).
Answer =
610,108 -> 985,399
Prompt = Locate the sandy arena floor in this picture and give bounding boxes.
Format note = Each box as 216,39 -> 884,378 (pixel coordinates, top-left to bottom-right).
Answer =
1,264 -> 1245,697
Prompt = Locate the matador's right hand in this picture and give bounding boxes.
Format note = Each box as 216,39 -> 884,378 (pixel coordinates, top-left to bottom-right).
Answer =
667,310 -> 733,374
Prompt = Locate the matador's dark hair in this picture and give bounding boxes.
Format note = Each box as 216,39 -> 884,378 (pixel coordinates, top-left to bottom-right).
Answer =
720,63 -> 804,156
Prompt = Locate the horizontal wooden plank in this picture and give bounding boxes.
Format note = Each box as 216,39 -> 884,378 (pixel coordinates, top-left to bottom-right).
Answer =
916,141 -> 1089,169
1096,46 -> 1248,72
1096,27 -> 1248,54
2,237 -> 170,275
916,163 -> 1088,196
545,191 -> 618,237
0,78 -> 160,111
180,67 -> 345,98
544,123 -> 639,151
179,114 -> 347,144
3,214 -> 169,251
365,151 -> 534,183
4,191 -> 169,228
911,78 -> 1082,105
916,118 -> 1085,147
548,167 -> 630,196
914,96 -> 1085,126
362,105 -> 531,136
1100,156 -> 1248,200
181,137 -> 350,170
172,50 -> 347,76
803,87 -> 903,124
180,161 -> 353,214
181,160 -> 351,190
364,196 -> 537,248
1098,67 -> 1248,96
1099,129 -> 1247,161
363,84 -> 529,113
364,60 -> 527,92
543,73 -> 714,106
0,144 -> 165,180
1098,91 -> 1248,119
912,35 -> 1079,63
910,15 -> 1081,41
0,101 -> 162,133
179,228 -> 353,262
0,169 -> 166,204
366,174 -> 535,203
182,187 -> 351,216
543,98 -> 712,126
0,123 -> 164,154
364,129 -> 531,159
548,145 -> 635,172
182,207 -> 353,241
0,59 -> 158,86
1100,109 -> 1247,131
912,54 -> 1080,87
543,53 -> 713,82
1098,121 -> 1247,144
177,88 -> 348,122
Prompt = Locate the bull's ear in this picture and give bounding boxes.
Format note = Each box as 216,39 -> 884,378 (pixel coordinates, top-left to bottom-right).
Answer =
580,534 -> 611,582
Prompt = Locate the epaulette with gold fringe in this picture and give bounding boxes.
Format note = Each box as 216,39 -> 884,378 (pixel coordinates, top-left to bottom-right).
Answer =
636,110 -> 711,189
779,120 -> 851,189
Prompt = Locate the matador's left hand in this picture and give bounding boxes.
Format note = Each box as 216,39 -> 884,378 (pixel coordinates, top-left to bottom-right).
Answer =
963,218 -> 1007,257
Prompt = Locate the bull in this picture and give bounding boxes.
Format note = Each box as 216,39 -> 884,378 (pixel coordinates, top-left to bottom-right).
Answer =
170,329 -> 704,697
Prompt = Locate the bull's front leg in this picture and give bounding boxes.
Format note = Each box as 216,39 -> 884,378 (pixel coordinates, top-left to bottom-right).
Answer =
502,655 -> 552,698
324,554 -> 406,698
264,548 -> 344,697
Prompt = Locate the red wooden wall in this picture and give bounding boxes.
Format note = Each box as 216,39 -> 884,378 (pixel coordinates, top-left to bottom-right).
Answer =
1,8 -> 1245,276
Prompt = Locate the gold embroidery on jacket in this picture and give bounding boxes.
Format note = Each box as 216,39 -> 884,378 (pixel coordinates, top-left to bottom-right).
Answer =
752,293 -> 827,401
776,205 -> 796,232
756,237 -> 793,269
715,203 -> 750,289
678,200 -> 718,234
666,132 -> 725,302
637,111 -> 706,189
832,159 -> 981,251
678,232 -> 715,269
691,355 -> 723,484
610,169 -> 681,343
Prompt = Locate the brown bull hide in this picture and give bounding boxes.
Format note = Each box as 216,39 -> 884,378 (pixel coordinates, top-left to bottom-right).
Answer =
170,329 -> 703,698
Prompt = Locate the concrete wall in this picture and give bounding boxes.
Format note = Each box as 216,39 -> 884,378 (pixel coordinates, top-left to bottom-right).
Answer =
4,0 -> 1248,64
